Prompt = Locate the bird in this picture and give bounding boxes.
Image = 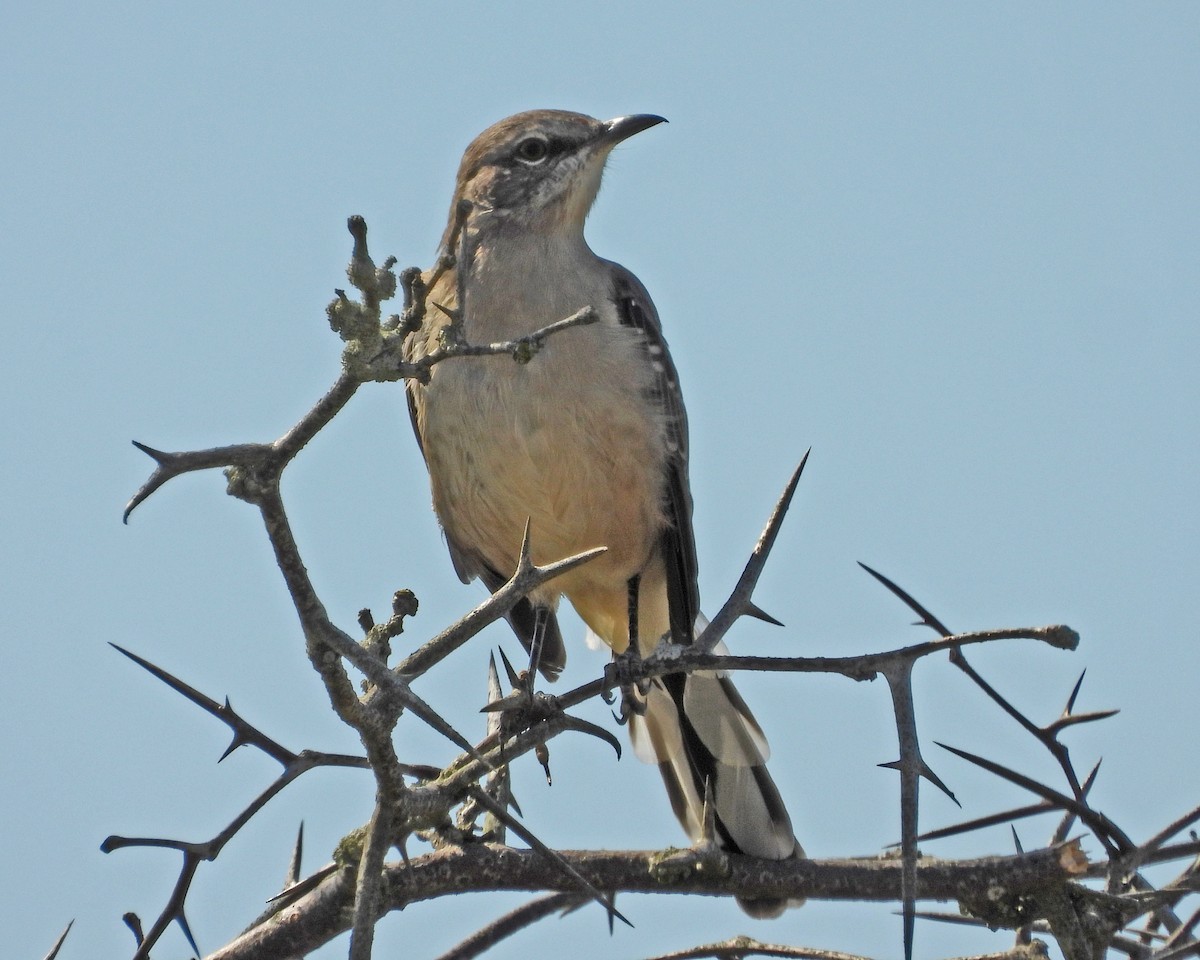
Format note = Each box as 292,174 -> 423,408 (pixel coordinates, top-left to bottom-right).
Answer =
404,109 -> 801,916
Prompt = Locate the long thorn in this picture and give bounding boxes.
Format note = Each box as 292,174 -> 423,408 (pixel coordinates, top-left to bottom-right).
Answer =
857,562 -> 952,637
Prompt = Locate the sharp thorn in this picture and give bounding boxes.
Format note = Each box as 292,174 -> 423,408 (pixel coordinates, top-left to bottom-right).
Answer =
920,761 -> 961,807
42,920 -> 74,960
288,823 -> 304,886
497,647 -> 522,689
1065,669 -> 1087,715
517,518 -> 534,571
176,909 -> 200,956
218,732 -> 244,763
130,439 -> 168,462
745,602 -> 784,627
856,561 -> 953,636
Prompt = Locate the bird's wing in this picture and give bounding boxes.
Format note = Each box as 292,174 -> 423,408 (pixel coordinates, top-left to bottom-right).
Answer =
608,263 -> 700,646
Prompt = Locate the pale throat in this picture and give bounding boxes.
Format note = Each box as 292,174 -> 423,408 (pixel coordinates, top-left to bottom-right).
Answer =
462,220 -> 604,342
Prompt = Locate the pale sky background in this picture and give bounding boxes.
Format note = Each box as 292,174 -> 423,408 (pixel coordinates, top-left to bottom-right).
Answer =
4,4 -> 1198,959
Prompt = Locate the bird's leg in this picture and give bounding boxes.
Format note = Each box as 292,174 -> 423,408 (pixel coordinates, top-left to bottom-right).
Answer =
614,574 -> 647,723
627,574 -> 641,657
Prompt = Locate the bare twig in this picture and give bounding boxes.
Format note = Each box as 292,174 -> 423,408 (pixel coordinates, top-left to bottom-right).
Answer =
109,644 -> 366,770
101,647 -> 370,960
463,787 -> 629,927
878,656 -> 957,960
936,742 -> 1134,854
1139,804 -> 1200,866
857,564 -> 1111,837
348,798 -> 394,960
900,761 -> 1101,850
434,893 -> 587,960
396,524 -> 606,679
563,625 -> 1078,722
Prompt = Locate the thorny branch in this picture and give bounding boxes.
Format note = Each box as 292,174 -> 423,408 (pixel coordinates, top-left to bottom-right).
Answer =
205,843 -> 1087,960
95,217 -> 1200,960
114,215 -> 618,959
122,216 -> 597,525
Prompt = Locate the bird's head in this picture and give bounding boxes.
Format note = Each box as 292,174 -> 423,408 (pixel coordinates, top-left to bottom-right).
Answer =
443,109 -> 665,245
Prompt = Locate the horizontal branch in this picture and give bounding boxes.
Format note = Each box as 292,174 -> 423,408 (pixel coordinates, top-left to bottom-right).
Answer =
554,625 -> 1079,718
205,843 -> 1085,959
696,626 -> 1079,681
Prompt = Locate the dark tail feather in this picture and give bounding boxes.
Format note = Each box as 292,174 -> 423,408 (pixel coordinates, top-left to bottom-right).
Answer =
481,568 -> 566,682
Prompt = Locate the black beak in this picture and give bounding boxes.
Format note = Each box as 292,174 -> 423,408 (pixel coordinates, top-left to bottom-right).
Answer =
602,114 -> 668,146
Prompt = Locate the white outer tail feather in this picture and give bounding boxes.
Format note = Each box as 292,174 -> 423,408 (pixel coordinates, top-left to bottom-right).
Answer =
624,622 -> 804,916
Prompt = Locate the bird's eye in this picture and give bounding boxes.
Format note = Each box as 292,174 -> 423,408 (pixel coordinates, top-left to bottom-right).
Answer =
515,137 -> 549,163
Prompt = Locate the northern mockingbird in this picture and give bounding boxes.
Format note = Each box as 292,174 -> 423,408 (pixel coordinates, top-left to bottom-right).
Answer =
405,109 -> 801,916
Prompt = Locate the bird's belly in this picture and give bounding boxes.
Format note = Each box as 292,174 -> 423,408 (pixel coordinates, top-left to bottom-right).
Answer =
423,358 -> 665,602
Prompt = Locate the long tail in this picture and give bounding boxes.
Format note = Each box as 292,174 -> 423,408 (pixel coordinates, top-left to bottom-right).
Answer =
628,650 -> 803,918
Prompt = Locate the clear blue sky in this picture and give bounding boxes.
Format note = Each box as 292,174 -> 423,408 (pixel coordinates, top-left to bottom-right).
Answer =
4,4 -> 1197,959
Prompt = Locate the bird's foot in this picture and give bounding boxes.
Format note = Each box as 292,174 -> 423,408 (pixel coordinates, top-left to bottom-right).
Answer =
604,646 -> 650,725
